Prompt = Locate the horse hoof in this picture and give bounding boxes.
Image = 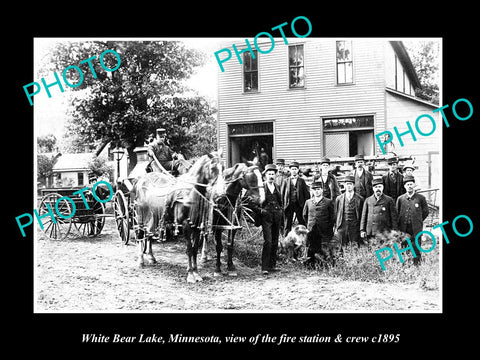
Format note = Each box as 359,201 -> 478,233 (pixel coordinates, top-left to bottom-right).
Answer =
146,255 -> 157,264
214,271 -> 223,277
187,273 -> 196,283
193,272 -> 203,282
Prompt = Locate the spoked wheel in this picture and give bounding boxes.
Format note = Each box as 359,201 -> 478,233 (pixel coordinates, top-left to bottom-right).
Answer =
74,201 -> 106,237
114,190 -> 130,245
38,193 -> 73,240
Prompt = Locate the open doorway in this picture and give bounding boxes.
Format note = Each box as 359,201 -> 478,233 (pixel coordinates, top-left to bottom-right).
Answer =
228,122 -> 274,166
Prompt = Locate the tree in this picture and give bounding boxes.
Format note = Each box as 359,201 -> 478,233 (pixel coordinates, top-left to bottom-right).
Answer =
405,41 -> 440,105
42,40 -> 215,172
37,134 -> 57,153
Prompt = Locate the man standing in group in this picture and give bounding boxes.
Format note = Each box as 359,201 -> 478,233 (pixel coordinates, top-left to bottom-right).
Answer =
351,154 -> 373,199
303,181 -> 336,266
360,177 -> 398,240
382,156 -> 405,202
259,164 -> 284,275
317,157 -> 341,202
396,175 -> 429,265
334,175 -> 365,248
281,161 -> 310,236
274,159 -> 289,187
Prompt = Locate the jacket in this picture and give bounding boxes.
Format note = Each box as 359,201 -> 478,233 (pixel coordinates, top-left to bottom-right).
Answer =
302,196 -> 335,233
396,192 -> 429,235
351,168 -> 373,198
382,171 -> 406,201
317,172 -> 341,202
360,193 -> 398,236
281,176 -> 310,210
334,192 -> 364,231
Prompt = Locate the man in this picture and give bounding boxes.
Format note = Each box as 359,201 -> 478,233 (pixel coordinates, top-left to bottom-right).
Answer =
334,175 -> 365,248
317,157 -> 341,202
147,128 -> 184,176
351,154 -> 373,199
281,161 -> 310,236
259,164 -> 284,275
303,181 -> 336,266
360,177 -> 398,239
274,159 -> 289,187
382,156 -> 406,202
396,175 -> 429,265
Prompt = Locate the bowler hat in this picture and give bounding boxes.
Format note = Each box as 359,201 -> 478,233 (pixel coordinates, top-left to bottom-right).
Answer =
354,154 -> 365,161
276,158 -> 285,165
320,156 -> 331,164
403,162 -> 415,171
263,163 -> 278,174
156,128 -> 166,135
372,177 -> 383,186
403,175 -> 415,184
311,181 -> 323,189
289,161 -> 300,168
344,175 -> 355,184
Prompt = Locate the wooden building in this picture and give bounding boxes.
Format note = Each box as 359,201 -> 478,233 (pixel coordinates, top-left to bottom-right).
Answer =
217,38 -> 441,197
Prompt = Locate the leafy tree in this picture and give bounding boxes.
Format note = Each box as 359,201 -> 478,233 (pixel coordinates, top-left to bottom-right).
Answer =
405,41 -> 440,104
42,40 -> 215,172
37,154 -> 55,182
88,155 -> 114,182
37,134 -> 57,153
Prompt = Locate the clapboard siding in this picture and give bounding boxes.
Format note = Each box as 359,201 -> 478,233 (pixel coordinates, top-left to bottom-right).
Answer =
218,39 -> 427,165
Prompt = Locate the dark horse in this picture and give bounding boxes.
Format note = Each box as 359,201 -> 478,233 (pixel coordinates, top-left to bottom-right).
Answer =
208,163 -> 265,277
131,150 -> 225,283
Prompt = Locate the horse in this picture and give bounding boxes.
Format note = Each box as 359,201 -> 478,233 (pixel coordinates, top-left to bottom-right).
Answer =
130,150 -> 225,283
206,163 -> 265,277
163,150 -> 225,283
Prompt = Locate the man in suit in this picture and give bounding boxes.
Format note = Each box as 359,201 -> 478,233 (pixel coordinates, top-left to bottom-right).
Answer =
317,157 -> 341,202
396,175 -> 429,265
334,175 -> 365,248
281,161 -> 310,236
274,158 -> 289,187
259,164 -> 284,275
382,156 -> 406,202
360,177 -> 398,239
303,181 -> 336,266
351,154 -> 373,199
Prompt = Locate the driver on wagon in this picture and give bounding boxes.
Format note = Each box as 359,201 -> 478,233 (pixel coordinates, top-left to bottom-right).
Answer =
147,128 -> 184,176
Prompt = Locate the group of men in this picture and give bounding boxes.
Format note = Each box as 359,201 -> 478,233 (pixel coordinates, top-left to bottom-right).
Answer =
258,154 -> 429,274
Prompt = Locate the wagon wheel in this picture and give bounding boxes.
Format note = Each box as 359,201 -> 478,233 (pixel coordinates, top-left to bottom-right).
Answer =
74,201 -> 106,238
130,203 -> 140,243
38,193 -> 73,240
114,190 -> 130,245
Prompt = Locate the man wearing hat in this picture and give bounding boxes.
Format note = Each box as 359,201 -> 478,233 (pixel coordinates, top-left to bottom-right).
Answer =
317,157 -> 341,202
274,158 -> 289,187
334,175 -> 365,248
351,154 -> 373,199
147,128 -> 185,176
281,161 -> 310,236
259,164 -> 284,274
382,156 -> 406,202
303,181 -> 336,266
360,177 -> 398,239
396,175 -> 429,265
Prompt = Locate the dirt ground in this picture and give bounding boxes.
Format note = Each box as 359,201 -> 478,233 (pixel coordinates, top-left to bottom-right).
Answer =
35,216 -> 440,312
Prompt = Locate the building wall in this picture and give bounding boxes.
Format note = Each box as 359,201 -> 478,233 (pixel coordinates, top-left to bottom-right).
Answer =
54,170 -> 89,187
218,38 -> 388,165
385,42 -> 415,96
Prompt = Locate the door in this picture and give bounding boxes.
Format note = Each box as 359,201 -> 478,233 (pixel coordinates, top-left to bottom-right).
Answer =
324,132 -> 349,157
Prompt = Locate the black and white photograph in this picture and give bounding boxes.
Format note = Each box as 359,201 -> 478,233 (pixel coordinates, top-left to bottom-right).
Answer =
32,37 -> 442,313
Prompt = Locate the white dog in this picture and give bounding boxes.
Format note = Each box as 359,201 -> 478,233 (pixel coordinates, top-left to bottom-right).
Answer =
279,225 -> 308,261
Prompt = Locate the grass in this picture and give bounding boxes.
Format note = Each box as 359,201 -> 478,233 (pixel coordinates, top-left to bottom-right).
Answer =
233,226 -> 440,290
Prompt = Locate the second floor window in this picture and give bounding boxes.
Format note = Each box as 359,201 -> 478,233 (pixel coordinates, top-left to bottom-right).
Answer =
336,40 -> 353,84
289,44 -> 305,88
243,50 -> 258,92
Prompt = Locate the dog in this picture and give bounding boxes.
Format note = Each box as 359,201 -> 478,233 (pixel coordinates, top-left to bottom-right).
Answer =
279,225 -> 308,261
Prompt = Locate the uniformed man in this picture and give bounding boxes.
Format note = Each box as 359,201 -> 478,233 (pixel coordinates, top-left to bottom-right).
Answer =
147,128 -> 186,176
303,181 -> 336,267
351,154 -> 373,199
334,175 -> 365,248
360,177 -> 398,239
382,156 -> 406,202
396,175 -> 429,265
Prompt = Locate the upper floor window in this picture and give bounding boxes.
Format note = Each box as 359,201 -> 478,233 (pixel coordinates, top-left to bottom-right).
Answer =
336,40 -> 353,84
289,44 -> 305,88
243,50 -> 258,92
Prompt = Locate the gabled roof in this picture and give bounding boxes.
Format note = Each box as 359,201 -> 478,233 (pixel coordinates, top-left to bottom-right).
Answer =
390,41 -> 421,89
52,153 -> 93,172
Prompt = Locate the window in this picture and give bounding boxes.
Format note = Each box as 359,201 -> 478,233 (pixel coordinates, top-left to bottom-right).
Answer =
77,172 -> 84,186
323,116 -> 374,157
289,44 -> 305,88
336,40 -> 353,84
243,50 -> 258,92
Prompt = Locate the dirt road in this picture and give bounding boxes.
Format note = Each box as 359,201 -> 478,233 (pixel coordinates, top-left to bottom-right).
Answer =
35,217 -> 440,312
